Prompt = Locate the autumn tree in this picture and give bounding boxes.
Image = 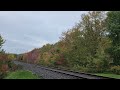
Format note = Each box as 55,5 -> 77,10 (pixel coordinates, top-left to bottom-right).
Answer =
59,11 -> 111,72
7,54 -> 16,61
80,11 -> 111,72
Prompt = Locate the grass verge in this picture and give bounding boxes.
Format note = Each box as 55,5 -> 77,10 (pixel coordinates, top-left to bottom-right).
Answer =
95,73 -> 120,79
4,70 -> 42,79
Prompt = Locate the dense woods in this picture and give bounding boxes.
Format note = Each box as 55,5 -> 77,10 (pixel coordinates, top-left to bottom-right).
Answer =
1,11 -> 120,77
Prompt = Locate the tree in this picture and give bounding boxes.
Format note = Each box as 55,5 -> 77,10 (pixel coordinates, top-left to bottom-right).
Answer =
58,11 -> 111,72
0,34 -> 5,53
106,11 -> 120,65
8,54 -> 16,61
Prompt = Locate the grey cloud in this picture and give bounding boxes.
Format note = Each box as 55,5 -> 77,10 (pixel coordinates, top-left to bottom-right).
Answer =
0,11 -> 85,54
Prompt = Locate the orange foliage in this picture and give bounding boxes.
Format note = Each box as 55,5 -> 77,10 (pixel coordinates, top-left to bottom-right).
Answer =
1,64 -> 9,73
0,54 -> 9,77
0,54 -> 8,61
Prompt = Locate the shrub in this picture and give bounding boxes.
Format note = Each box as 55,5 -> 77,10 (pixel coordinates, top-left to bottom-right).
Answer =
1,64 -> 9,72
0,57 -> 19,78
48,59 -> 56,67
86,57 -> 110,73
110,66 -> 120,75
72,64 -> 89,72
0,72 -> 7,79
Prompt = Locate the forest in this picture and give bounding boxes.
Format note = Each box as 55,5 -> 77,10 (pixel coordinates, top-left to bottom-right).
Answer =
0,11 -> 120,79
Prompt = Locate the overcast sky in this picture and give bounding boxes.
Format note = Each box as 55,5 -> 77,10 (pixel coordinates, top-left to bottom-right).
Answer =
0,11 -> 85,54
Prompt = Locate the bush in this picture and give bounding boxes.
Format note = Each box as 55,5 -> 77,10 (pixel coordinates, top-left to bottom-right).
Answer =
0,60 -> 19,78
0,72 -> 7,79
110,66 -> 120,75
86,57 -> 110,73
72,64 -> 89,72
48,59 -> 56,67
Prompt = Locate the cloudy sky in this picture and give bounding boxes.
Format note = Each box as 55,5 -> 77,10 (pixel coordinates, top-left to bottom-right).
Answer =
0,11 -> 85,54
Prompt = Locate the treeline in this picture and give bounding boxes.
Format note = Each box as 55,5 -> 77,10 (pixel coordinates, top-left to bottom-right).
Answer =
19,11 -> 120,74
0,35 -> 17,78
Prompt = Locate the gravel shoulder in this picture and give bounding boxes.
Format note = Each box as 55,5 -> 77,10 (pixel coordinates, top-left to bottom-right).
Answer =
13,61 -> 79,79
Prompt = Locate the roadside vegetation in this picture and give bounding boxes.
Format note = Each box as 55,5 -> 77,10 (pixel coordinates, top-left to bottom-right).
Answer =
4,70 -> 40,79
95,73 -> 120,79
1,11 -> 120,79
0,35 -> 18,79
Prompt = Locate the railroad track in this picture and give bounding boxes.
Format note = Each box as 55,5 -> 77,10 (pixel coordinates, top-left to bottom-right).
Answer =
14,60 -> 115,79
36,65 -> 115,79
